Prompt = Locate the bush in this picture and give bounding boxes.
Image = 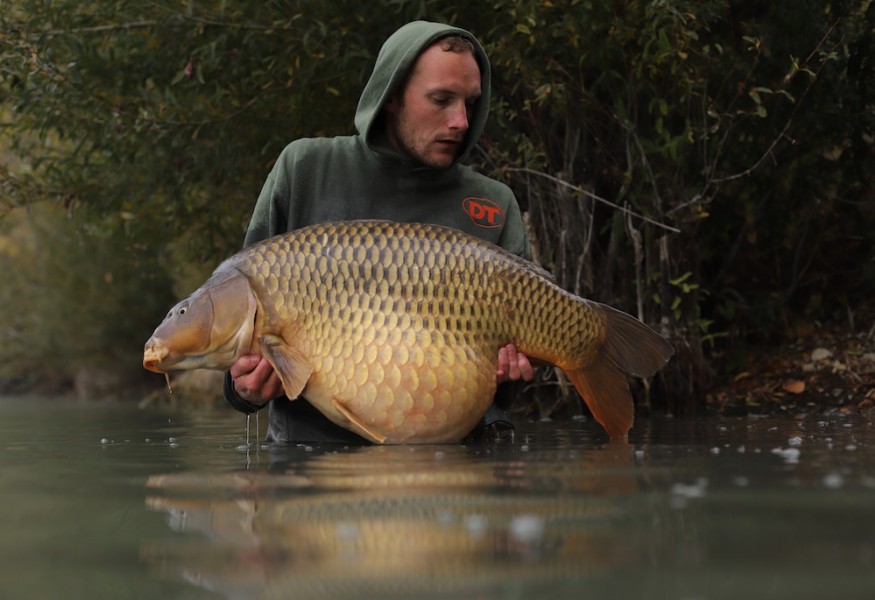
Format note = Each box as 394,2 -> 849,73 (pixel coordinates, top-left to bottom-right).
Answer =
0,205 -> 176,396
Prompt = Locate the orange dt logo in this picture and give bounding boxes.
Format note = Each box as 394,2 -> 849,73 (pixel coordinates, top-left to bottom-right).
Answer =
462,197 -> 505,228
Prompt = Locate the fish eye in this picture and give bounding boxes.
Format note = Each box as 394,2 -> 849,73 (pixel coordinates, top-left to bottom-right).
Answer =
179,307 -> 187,315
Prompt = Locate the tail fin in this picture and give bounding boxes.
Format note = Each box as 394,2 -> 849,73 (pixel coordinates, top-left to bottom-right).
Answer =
599,305 -> 674,377
565,305 -> 674,437
566,354 -> 635,437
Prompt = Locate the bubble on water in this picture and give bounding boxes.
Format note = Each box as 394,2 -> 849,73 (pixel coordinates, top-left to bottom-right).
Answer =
100,438 -> 110,445
787,436 -> 803,446
236,444 -> 250,452
634,449 -> 645,460
509,514 -> 545,544
845,444 -> 858,451
435,451 -> 445,460
336,522 -> 360,540
464,514 -> 488,537
771,447 -> 800,464
671,478 -> 708,499
732,476 -> 750,487
710,447 -> 720,455
436,509 -> 455,525
737,445 -> 746,453
823,473 -> 845,489
520,445 -> 529,452
168,437 -> 177,443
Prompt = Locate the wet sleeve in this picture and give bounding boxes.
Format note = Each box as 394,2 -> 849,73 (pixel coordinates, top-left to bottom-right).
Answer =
223,372 -> 262,414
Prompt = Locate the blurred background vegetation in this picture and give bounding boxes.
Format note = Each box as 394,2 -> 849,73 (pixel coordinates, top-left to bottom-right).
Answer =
1,1 -> 872,412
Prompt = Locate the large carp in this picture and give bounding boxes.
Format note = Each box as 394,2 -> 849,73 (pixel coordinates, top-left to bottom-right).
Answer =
143,220 -> 673,443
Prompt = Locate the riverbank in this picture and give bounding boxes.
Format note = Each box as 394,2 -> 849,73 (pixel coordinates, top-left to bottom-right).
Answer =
706,310 -> 875,419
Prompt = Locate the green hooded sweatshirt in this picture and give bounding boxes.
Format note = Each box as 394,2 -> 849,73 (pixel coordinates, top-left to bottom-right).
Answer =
225,21 -> 529,443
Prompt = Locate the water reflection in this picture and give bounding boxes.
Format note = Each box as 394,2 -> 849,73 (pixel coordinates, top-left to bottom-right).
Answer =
143,439 -> 638,599
2,398 -> 873,599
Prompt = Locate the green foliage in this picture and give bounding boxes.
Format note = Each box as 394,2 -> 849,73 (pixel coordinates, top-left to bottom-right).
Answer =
2,0 -> 402,258
1,0 -> 872,405
699,1 -> 875,333
0,205 -> 175,393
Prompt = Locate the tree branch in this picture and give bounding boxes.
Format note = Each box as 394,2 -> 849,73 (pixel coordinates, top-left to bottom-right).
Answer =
710,20 -> 840,184
505,167 -> 681,234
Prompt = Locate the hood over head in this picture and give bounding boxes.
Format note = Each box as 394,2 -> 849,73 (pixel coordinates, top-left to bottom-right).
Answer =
354,21 -> 491,165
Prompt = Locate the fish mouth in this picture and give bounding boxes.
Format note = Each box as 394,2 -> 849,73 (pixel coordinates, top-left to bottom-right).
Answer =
143,340 -> 170,373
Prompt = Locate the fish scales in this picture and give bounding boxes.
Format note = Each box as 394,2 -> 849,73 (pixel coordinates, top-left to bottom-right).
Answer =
143,220 -> 673,442
251,223 -> 494,439
240,222 -> 609,438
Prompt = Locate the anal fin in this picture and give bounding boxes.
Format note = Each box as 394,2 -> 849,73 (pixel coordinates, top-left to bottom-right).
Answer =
332,398 -> 387,444
564,352 -> 633,438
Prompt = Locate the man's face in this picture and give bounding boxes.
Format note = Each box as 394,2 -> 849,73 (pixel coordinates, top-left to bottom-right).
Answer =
384,43 -> 481,168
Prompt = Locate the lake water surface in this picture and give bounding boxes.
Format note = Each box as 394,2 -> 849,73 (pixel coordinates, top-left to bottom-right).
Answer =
0,397 -> 873,599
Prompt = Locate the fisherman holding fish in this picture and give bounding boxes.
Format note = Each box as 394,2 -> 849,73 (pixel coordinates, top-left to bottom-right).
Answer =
224,21 -> 536,443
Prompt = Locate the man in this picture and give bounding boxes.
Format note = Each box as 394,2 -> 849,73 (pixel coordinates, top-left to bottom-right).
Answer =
224,21 -> 534,443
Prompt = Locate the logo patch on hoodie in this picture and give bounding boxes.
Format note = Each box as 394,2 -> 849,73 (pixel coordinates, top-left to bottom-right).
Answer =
462,197 -> 505,228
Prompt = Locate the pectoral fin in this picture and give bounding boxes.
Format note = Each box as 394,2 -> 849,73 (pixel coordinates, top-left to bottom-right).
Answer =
260,336 -> 313,400
332,398 -> 387,444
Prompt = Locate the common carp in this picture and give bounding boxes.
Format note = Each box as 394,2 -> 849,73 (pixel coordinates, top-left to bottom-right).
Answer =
144,442 -> 634,598
143,220 -> 673,443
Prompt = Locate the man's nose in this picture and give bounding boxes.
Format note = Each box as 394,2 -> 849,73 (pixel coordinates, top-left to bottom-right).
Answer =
448,101 -> 470,131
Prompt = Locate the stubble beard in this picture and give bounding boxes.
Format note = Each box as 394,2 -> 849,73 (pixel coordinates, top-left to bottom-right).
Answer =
390,110 -> 456,169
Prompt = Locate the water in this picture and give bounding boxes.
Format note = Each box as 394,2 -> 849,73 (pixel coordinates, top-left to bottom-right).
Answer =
1,397 -> 874,599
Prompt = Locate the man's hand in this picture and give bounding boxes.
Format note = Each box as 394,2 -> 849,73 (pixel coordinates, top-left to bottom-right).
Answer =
496,343 -> 535,384
229,355 -> 284,406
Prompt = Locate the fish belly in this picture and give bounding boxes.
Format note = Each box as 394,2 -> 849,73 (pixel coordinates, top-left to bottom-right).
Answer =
300,316 -> 499,444
241,221 -> 572,443
294,298 -> 497,443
